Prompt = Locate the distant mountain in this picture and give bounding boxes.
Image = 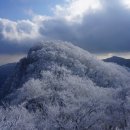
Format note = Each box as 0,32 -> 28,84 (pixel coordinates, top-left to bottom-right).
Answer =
104,56 -> 130,68
0,41 -> 130,130
0,63 -> 16,88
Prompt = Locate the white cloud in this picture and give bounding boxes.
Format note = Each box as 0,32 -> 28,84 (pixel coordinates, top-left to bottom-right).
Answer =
54,0 -> 102,22
1,0 -> 130,56
32,15 -> 51,24
0,18 -> 41,42
122,0 -> 130,8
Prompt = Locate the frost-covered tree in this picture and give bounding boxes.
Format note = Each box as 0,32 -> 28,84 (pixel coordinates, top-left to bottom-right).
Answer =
0,41 -> 130,130
0,106 -> 35,130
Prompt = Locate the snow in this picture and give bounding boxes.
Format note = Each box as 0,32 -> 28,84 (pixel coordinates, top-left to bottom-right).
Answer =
0,41 -> 130,130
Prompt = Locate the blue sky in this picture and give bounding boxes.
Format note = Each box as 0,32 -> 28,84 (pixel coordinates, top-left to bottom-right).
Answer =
0,0 -> 130,65
0,0 -> 65,20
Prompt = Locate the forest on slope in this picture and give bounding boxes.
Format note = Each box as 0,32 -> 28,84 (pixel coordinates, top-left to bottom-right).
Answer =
0,41 -> 130,130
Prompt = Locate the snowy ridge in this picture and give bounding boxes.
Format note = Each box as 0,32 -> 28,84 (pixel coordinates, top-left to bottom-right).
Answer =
0,41 -> 130,130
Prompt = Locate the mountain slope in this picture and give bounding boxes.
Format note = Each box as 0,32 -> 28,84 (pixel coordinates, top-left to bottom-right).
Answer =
0,41 -> 130,130
104,56 -> 130,68
0,63 -> 16,88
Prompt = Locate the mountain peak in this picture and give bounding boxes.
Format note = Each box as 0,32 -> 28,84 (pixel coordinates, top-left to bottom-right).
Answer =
1,41 -> 130,100
109,56 -> 125,60
104,55 -> 130,68
0,41 -> 130,130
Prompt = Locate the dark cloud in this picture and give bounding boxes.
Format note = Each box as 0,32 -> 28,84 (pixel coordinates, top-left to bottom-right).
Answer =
40,0 -> 130,53
1,0 -> 130,54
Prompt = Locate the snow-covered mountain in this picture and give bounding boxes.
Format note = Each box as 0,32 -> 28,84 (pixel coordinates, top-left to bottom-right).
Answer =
0,41 -> 130,130
104,56 -> 130,68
